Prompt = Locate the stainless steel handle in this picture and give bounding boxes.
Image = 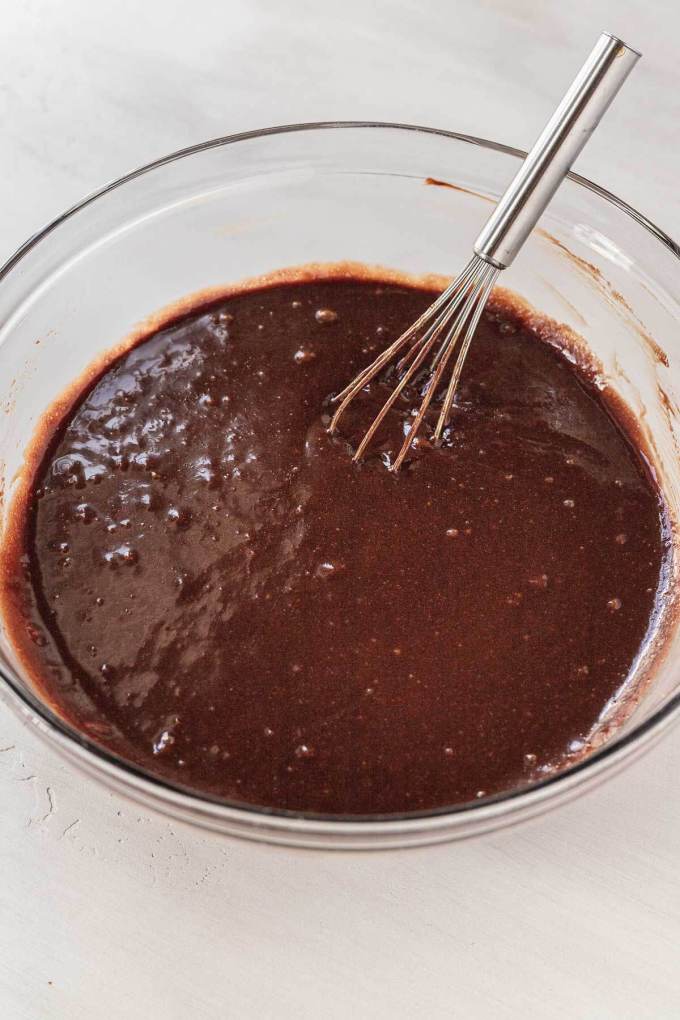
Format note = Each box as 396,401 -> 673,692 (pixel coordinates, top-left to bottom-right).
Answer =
474,32 -> 640,269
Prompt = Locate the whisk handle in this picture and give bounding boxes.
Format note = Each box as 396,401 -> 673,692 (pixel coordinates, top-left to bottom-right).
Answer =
473,32 -> 640,270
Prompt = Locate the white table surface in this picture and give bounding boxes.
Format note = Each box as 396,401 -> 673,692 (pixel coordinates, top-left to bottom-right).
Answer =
2,1 -> 679,1016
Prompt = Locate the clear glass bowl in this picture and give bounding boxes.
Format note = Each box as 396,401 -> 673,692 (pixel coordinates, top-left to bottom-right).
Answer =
1,122 -> 679,849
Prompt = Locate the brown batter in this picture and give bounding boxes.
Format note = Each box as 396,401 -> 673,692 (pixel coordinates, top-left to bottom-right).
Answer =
1,271 -> 669,815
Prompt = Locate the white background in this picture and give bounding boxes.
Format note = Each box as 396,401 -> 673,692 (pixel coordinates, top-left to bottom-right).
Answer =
1,1 -> 679,1017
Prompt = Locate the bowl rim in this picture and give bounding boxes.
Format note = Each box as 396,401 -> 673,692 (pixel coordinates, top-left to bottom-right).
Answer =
2,119 -> 680,837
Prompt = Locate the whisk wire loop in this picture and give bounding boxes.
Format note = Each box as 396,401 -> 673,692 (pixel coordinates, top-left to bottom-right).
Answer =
329,256 -> 498,470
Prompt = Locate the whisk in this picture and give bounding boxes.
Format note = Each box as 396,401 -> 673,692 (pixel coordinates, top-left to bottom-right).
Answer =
330,32 -> 640,471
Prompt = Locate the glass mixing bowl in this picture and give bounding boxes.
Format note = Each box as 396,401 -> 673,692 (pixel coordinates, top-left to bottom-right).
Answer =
1,123 -> 679,849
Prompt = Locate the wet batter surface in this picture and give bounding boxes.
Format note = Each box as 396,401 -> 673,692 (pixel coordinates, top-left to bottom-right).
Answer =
1,272 -> 669,815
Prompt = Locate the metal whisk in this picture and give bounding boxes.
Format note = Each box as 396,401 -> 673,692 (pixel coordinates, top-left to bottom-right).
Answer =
330,33 -> 640,471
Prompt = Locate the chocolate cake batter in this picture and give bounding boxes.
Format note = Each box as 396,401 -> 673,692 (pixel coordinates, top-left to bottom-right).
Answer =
1,271 -> 668,815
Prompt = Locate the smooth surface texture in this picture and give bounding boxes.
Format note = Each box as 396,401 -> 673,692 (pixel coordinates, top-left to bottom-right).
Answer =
9,278 -> 667,813
1,0 -> 679,1016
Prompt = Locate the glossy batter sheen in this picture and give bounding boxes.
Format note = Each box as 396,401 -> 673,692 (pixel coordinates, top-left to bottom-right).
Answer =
3,275 -> 667,814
